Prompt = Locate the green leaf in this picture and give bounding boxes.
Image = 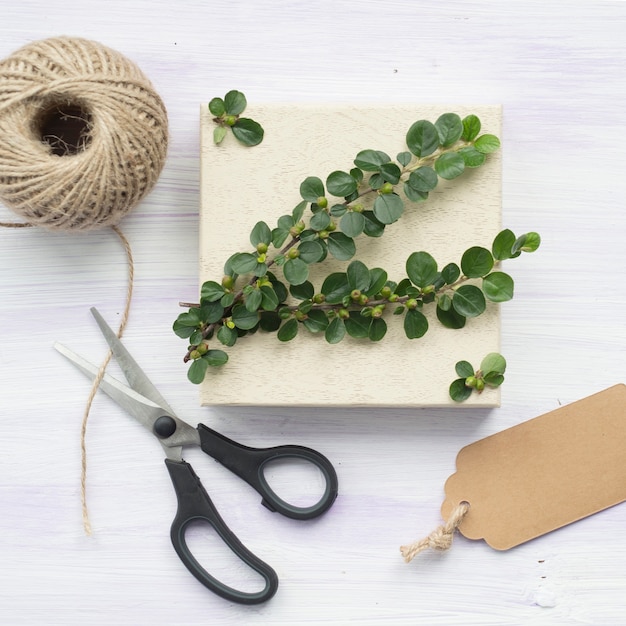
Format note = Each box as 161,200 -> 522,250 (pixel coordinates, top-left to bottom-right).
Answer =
484,372 -> 505,388
232,118 -> 264,146
482,272 -> 514,302
309,211 -> 331,232
344,312 -> 371,338
480,352 -> 507,375
379,162 -> 402,184
436,304 -> 466,329
449,378 -> 473,402
441,262 -> 460,285
406,251 -> 438,288
354,149 -> 391,172
474,134 -> 501,154
198,350 -> 228,367
208,97 -> 225,116
492,229 -> 516,260
404,309 -> 429,339
455,360 -> 475,378
407,166 -> 438,192
452,285 -> 486,318
283,258 -> 309,285
513,232 -> 541,254
298,240 -> 325,264
340,211 -> 365,238
368,317 -> 387,341
260,285 -> 280,311
437,293 -> 452,311
461,114 -> 481,142
330,203 -> 347,218
461,246 -> 494,278
366,268 -> 388,296
326,171 -> 358,197
459,146 -> 486,168
368,173 -> 385,190
292,200 -> 307,222
289,282 -> 314,303
272,228 -> 290,249
403,184 -> 429,203
201,301 -> 225,323
173,318 -> 199,339
224,90 -> 247,115
435,152 -> 465,180
250,221 -> 271,247
230,252 -> 258,275
325,317 -> 346,344
362,211 -> 385,237
201,280 -> 226,303
188,358 -> 209,384
397,151 -> 412,167
302,309 -> 329,333
327,232 -> 356,261
406,120 -> 439,157
347,260 -> 370,291
213,126 -> 227,145
321,272 -> 351,303
231,304 -> 259,330
373,193 -> 404,224
259,311 -> 281,332
277,318 -> 298,342
435,113 -> 463,147
300,176 -> 325,202
217,325 -> 237,347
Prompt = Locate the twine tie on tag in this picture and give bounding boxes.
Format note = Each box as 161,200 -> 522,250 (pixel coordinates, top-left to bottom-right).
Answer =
400,501 -> 470,562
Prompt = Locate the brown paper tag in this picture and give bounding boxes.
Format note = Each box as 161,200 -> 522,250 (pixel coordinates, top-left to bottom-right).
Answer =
442,384 -> 626,550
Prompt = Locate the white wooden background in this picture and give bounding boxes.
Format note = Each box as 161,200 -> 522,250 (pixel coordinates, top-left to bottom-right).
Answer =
1,1 -> 625,624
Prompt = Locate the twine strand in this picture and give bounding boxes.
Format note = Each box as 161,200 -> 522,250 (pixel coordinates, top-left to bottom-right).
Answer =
400,502 -> 470,562
80,225 -> 134,535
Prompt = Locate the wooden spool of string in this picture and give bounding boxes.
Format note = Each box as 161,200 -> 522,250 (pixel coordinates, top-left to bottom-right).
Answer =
0,37 -> 169,533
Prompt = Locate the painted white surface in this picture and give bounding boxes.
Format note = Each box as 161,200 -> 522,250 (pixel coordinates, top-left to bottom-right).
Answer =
1,1 -> 625,624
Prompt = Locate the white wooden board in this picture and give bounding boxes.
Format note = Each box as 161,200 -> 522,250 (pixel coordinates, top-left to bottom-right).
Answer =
199,104 -> 502,406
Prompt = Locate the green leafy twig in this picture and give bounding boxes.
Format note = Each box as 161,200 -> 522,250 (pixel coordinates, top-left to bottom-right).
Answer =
209,90 -> 264,146
449,353 -> 507,402
176,109 -> 539,385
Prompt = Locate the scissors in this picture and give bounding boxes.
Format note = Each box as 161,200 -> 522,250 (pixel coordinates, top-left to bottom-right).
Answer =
54,307 -> 339,605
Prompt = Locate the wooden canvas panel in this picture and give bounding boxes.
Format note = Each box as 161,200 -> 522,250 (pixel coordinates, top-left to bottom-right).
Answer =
199,104 -> 502,407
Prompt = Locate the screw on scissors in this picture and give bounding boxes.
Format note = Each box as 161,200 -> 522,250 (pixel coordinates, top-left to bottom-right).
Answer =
54,307 -> 339,605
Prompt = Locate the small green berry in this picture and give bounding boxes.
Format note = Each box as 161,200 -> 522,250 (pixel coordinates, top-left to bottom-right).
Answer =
312,293 -> 326,304
475,378 -> 485,392
222,275 -> 234,290
190,349 -> 202,360
380,286 -> 392,299
257,253 -> 267,263
465,375 -> 477,388
338,308 -> 350,319
350,289 -> 361,301
196,343 -> 209,356
318,230 -> 329,239
224,115 -> 237,126
287,248 -> 300,259
317,196 -> 328,209
406,298 -> 418,310
358,293 -> 369,306
256,242 -> 268,254
380,182 -> 394,194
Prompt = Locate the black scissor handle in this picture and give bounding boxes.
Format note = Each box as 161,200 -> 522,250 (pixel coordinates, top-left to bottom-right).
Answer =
197,424 -> 339,520
164,459 -> 278,605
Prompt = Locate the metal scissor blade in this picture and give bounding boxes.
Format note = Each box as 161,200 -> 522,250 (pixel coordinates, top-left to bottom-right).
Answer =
53,342 -> 200,457
90,307 -> 176,417
53,341 -> 166,424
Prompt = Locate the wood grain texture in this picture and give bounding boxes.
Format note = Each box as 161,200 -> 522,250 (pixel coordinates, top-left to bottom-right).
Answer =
199,103 -> 502,407
2,1 -> 626,624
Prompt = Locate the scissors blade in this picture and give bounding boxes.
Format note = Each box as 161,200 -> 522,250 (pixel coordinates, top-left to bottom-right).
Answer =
53,342 -> 200,459
90,307 -> 177,417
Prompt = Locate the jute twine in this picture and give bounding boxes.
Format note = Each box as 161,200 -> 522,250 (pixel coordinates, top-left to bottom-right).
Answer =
0,37 -> 168,533
400,502 -> 470,562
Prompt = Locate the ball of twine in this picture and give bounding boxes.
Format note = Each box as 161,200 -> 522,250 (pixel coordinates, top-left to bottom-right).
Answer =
0,36 -> 168,231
